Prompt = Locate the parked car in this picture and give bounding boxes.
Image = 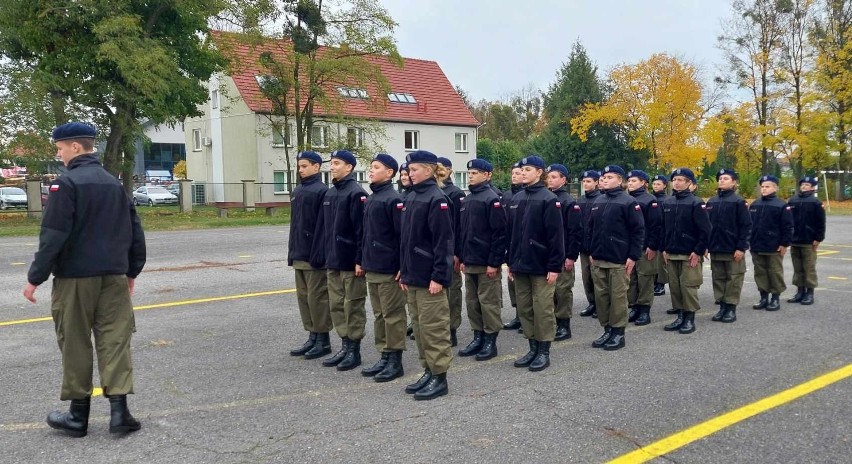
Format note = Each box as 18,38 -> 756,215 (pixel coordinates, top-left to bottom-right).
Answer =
0,186 -> 28,210
166,183 -> 180,197
132,185 -> 178,206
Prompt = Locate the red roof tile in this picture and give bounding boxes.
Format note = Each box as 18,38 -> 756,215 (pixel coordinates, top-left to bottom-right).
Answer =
213,31 -> 479,127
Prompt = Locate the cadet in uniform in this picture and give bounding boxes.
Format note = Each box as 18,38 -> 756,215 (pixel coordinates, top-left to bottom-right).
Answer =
546,164 -> 583,340
24,122 -> 146,437
359,154 -> 406,382
437,157 -> 466,346
661,168 -> 712,334
578,170 -> 602,318
787,175 -> 826,306
502,163 -> 524,331
288,151 -> 333,360
706,169 -> 752,323
399,150 -> 454,400
626,170 -> 662,326
507,156 -> 564,371
586,165 -> 644,350
313,150 -> 369,371
651,174 -> 669,296
458,159 -> 507,360
749,175 -> 794,311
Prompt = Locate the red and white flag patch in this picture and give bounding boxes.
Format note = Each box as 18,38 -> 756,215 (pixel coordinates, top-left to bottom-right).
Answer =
573,205 -> 580,211
493,201 -> 501,208
396,202 -> 404,209
360,196 -> 367,203
49,184 -> 59,192
651,202 -> 658,208
700,204 -> 707,209
634,204 -> 641,211
440,202 -> 448,210
555,201 -> 562,208
786,206 -> 791,210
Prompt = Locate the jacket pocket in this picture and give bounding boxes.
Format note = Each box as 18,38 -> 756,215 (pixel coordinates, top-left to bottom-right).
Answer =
414,246 -> 434,259
529,239 -> 547,250
336,235 -> 355,245
372,240 -> 393,251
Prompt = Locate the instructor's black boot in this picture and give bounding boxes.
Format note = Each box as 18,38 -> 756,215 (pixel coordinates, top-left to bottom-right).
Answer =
513,339 -> 539,367
303,332 -> 331,360
529,341 -> 551,371
375,351 -> 404,382
458,330 -> 484,356
627,306 -> 639,323
634,305 -> 651,326
361,352 -> 389,377
503,314 -> 521,330
787,287 -> 805,303
800,288 -> 815,305
413,373 -> 448,401
721,303 -> 737,323
290,332 -> 317,356
46,397 -> 90,438
712,303 -> 727,322
603,327 -> 625,351
322,337 -> 349,366
450,329 -> 458,347
554,318 -> 572,341
475,332 -> 498,361
664,310 -> 685,331
108,395 -> 141,434
404,369 -> 432,394
753,291 -> 769,309
766,293 -> 781,311
591,326 -> 612,348
654,283 -> 666,296
579,303 -> 596,317
337,339 -> 362,371
678,311 -> 695,334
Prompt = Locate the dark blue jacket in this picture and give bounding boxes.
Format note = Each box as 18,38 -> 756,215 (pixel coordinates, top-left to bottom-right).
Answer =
507,182 -> 564,275
360,181 -> 402,274
789,191 -> 826,244
706,188 -> 751,254
311,173 -> 368,270
661,189 -> 712,256
400,179 -> 454,287
28,154 -> 146,285
551,186 -> 583,261
288,173 -> 327,266
629,187 -> 663,251
577,189 -> 602,254
587,187 -> 645,264
459,182 -> 507,268
749,193 -> 794,253
442,180 -> 466,257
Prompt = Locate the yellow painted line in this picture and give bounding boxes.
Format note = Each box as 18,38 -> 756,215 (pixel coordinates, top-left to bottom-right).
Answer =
608,363 -> 852,464
11,262 -> 26,266
0,289 -> 296,328
816,250 -> 839,257
238,255 -> 253,258
828,276 -> 847,281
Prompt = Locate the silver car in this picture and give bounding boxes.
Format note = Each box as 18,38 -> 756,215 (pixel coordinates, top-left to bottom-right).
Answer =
0,186 -> 28,210
132,185 -> 178,206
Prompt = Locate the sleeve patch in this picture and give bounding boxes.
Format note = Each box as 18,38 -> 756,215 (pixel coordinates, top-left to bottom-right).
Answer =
700,204 -> 706,209
785,206 -> 791,210
651,202 -> 658,208
573,204 -> 580,211
440,202 -> 448,210
555,201 -> 562,208
493,201 -> 502,208
634,204 -> 641,211
360,196 -> 367,203
49,184 -> 60,192
396,202 -> 404,209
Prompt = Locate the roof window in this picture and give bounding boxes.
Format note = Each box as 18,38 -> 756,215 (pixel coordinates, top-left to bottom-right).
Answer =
338,87 -> 369,99
388,92 -> 416,104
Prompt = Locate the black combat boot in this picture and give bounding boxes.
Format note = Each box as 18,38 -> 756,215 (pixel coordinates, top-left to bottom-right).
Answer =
475,332 -> 498,361
375,351 -> 404,382
721,303 -> 737,323
579,303 -> 596,317
46,397 -> 90,438
513,339 -> 539,367
361,352 -> 389,377
503,313 -> 521,330
322,337 -> 349,366
678,311 -> 695,334
529,341 -> 551,371
634,305 -> 651,326
712,302 -> 727,321
787,287 -> 805,303
591,326 -> 612,348
603,327 -> 625,351
450,329 -> 458,347
664,310 -> 685,331
337,339 -> 362,371
753,291 -> 769,309
654,283 -> 666,296
107,395 -> 141,434
554,318 -> 572,341
458,330 -> 483,356
404,369 -> 432,394
289,332 -> 317,356
766,293 -> 781,311
413,373 -> 448,400
801,288 -> 815,305
627,306 -> 639,323
303,332 -> 331,360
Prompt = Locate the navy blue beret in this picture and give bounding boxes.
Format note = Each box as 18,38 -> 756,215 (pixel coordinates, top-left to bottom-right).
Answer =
626,169 -> 649,182
371,153 -> 398,175
296,151 -> 323,164
602,165 -> 626,177
52,122 -> 97,142
671,167 -> 697,184
546,164 -> 569,178
399,162 -> 408,172
582,170 -> 601,180
467,158 -> 493,172
652,174 -> 668,185
759,175 -> 779,185
436,156 -> 453,168
799,175 -> 818,186
716,168 -> 739,181
512,162 -> 521,169
518,155 -> 546,169
331,150 -> 357,167
406,150 -> 438,165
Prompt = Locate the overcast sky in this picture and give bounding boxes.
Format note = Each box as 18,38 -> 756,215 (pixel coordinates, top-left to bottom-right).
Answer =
380,0 -> 732,102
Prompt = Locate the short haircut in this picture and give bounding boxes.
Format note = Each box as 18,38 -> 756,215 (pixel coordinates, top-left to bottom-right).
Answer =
66,137 -> 95,151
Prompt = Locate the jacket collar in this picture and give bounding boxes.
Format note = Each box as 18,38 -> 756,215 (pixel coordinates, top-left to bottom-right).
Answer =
67,154 -> 101,170
629,186 -> 647,197
412,178 -> 438,193
370,180 -> 393,193
469,182 -> 490,194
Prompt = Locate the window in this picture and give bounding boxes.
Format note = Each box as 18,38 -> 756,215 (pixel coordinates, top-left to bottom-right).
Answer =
192,129 -> 201,151
388,92 -> 416,104
347,127 -> 364,148
404,130 -> 419,151
273,171 -> 290,193
454,171 -> 469,190
354,171 -> 366,184
211,89 -> 219,109
272,124 -> 291,147
322,171 -> 331,186
311,126 -> 328,148
455,133 -> 468,152
337,87 -> 369,99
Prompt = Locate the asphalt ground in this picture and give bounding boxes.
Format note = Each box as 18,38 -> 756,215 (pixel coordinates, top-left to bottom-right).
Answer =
1,219 -> 850,463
